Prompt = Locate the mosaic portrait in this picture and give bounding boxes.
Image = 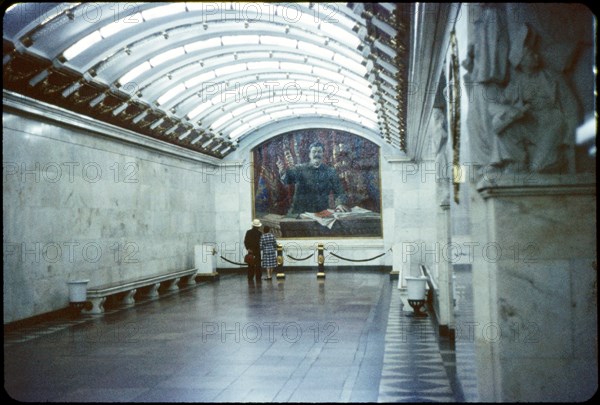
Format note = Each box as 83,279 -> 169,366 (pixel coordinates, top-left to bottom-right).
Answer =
252,129 -> 382,238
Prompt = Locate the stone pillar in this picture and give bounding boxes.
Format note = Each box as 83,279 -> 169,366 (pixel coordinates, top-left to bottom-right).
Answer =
469,175 -> 596,402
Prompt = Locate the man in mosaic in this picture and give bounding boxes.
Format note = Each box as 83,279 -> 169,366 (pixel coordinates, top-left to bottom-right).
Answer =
277,141 -> 349,217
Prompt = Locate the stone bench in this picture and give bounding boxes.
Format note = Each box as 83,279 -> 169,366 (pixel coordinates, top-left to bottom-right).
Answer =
83,268 -> 197,315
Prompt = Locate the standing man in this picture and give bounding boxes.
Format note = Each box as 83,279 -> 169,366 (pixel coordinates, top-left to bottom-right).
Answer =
244,219 -> 263,283
277,141 -> 349,216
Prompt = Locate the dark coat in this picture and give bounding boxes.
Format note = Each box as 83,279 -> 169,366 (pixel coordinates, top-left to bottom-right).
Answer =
281,163 -> 346,214
244,227 -> 262,266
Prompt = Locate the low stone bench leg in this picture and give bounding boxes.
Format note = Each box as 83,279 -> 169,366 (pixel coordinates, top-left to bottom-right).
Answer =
184,274 -> 197,286
121,289 -> 137,307
82,297 -> 105,315
164,278 -> 180,292
146,283 -> 160,299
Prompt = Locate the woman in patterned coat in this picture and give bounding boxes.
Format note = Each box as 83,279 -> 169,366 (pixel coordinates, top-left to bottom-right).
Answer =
259,226 -> 278,280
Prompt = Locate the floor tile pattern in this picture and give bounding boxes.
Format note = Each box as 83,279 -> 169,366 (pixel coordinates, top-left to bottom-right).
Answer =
377,281 -> 456,402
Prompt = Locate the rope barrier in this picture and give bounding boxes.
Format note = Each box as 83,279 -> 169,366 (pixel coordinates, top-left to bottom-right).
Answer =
219,255 -> 247,266
325,248 -> 391,263
220,247 -> 391,265
285,253 -> 314,261
327,252 -> 386,262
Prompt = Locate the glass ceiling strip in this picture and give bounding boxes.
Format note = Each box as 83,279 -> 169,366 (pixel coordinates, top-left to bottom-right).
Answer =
204,94 -> 377,132
189,86 -> 377,127
154,67 -> 373,103
155,70 -> 374,112
215,101 -> 378,135
60,3 -> 364,65
168,62 -> 374,120
117,35 -> 370,90
186,82 -> 376,123
228,109 -> 379,141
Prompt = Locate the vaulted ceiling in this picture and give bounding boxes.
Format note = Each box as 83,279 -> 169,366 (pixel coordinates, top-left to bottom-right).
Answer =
3,3 -> 415,159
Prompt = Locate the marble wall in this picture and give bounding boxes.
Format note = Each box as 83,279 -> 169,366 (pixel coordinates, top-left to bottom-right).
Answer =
3,105 -> 218,323
388,159 -> 439,278
469,176 -> 597,402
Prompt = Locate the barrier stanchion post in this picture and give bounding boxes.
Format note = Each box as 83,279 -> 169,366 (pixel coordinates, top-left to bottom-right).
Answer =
276,243 -> 285,279
317,243 -> 325,278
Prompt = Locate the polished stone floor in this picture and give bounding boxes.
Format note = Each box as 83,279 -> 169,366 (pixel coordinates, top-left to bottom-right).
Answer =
4,269 -> 471,402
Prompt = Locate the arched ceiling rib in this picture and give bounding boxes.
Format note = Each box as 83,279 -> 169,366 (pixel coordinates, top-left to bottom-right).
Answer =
3,2 -> 412,158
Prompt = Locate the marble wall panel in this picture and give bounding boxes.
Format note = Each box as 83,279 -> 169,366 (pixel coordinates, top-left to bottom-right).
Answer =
469,180 -> 596,402
3,109 -> 218,323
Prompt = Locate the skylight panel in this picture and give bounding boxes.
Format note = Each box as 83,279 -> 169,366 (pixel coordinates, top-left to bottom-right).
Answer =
270,110 -> 292,120
314,106 -> 341,118
335,99 -> 359,112
229,123 -> 251,140
339,109 -> 368,123
210,112 -> 234,130
246,114 -> 272,128
256,78 -> 306,94
343,76 -> 372,94
236,110 -> 267,125
185,2 -> 224,12
272,4 -> 306,23
351,95 -> 378,111
230,102 -> 258,117
185,71 -> 217,88
283,79 -> 317,90
272,52 -> 305,62
119,61 -> 151,85
63,31 -> 102,60
295,3 -> 312,11
298,41 -> 334,60
184,37 -> 222,53
99,17 -> 139,38
321,22 -> 360,49
326,7 -> 358,30
214,63 -> 247,77
141,4 -> 186,21
222,35 -> 259,46
360,117 -> 379,130
188,100 -> 213,121
157,83 -> 186,106
280,62 -> 312,74
326,41 -> 364,63
247,61 -> 280,71
313,66 -> 343,82
294,107 -> 318,115
149,47 -> 185,67
260,35 -> 297,49
255,98 -> 275,108
295,10 -> 320,30
237,51 -> 272,60
334,53 -> 367,76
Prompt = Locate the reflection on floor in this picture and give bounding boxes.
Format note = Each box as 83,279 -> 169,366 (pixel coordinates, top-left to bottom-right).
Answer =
5,269 -> 475,402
